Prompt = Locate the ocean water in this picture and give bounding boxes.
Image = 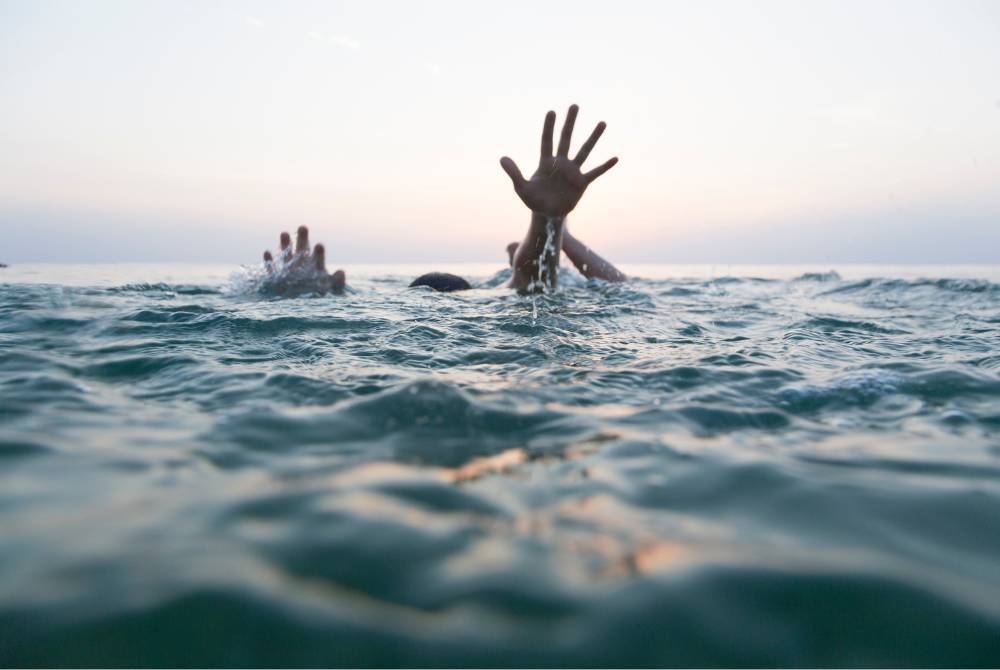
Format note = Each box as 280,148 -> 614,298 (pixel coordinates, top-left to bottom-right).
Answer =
1,262 -> 999,667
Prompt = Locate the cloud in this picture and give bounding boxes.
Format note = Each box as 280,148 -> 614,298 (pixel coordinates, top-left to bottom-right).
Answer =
244,16 -> 264,28
426,62 -> 442,76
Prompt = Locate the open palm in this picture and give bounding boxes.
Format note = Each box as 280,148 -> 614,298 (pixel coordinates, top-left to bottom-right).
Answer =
500,104 -> 618,217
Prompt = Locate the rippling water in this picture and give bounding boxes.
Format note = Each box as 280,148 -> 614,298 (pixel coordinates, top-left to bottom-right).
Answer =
2,262 -> 999,667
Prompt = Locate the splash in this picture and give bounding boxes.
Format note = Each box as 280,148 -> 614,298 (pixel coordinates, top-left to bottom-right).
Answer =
527,216 -> 562,322
525,216 -> 560,293
227,251 -> 338,297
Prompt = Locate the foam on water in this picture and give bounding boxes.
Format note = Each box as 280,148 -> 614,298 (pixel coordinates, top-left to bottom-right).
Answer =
1,263 -> 999,666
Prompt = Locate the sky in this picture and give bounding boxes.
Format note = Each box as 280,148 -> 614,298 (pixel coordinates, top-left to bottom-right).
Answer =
1,0 -> 999,263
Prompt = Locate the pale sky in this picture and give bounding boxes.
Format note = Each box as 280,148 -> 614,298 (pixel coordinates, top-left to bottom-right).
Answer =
1,0 -> 998,263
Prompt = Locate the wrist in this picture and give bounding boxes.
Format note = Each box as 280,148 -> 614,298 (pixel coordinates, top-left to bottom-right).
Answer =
530,212 -> 565,228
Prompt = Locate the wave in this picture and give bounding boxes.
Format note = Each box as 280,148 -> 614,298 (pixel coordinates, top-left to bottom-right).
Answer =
820,277 -> 1000,296
111,282 -> 223,295
792,315 -> 909,335
793,270 -> 842,282
778,369 -> 906,411
776,366 -> 1000,422
206,379 -> 580,467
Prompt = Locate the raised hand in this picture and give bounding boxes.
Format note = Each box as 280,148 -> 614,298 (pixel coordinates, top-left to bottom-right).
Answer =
261,226 -> 346,294
500,104 -> 618,217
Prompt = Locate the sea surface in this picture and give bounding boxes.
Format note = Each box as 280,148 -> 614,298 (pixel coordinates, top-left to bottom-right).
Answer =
2,262 -> 999,667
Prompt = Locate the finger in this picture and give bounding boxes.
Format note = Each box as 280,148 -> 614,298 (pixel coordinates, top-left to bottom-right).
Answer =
280,232 -> 292,251
500,157 -> 525,188
540,110 -> 555,160
556,104 -> 579,157
506,241 -> 519,267
331,269 -> 346,291
296,225 -> 309,253
313,243 -> 326,272
573,121 -> 606,166
584,156 -> 619,183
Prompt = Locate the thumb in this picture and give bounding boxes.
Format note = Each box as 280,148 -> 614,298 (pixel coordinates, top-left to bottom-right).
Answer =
499,157 -> 525,189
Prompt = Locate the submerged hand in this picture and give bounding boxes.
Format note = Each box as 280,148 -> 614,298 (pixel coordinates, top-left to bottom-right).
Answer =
500,104 -> 618,217
263,226 -> 346,294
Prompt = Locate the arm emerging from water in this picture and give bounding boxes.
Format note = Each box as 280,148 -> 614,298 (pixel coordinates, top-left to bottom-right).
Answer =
500,104 -> 618,291
506,228 -> 626,283
508,212 -> 565,291
560,227 -> 626,282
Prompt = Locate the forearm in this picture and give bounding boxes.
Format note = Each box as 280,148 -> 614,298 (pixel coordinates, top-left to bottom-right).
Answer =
508,213 -> 565,291
561,229 -> 626,282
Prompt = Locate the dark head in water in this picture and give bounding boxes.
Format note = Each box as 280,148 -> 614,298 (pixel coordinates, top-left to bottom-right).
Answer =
409,272 -> 472,292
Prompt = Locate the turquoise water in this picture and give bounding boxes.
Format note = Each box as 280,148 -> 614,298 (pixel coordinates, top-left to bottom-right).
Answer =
2,262 -> 999,667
